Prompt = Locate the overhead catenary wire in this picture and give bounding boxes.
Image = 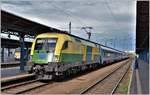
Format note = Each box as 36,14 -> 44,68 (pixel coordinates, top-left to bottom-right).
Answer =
103,0 -> 129,50
51,0 -> 120,31
50,0 -> 94,40
50,0 -> 87,27
50,0 -> 132,51
104,0 -> 121,31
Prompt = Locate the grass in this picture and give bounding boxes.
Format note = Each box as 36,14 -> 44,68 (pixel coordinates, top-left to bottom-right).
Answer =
117,83 -> 129,94
115,60 -> 133,94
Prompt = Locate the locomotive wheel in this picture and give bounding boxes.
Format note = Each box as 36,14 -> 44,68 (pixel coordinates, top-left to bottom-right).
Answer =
28,70 -> 33,74
67,69 -> 71,76
78,67 -> 81,73
28,66 -> 34,74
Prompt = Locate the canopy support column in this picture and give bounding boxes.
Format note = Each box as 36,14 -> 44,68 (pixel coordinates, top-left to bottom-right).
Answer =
1,47 -> 4,63
8,48 -> 10,57
19,34 -> 26,71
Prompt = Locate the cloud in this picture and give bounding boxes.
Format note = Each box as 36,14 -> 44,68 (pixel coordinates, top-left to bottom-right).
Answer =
1,0 -> 136,51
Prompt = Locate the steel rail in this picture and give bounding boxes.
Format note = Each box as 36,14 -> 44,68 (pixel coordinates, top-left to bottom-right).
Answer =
1,63 -> 20,68
80,60 -> 129,94
1,79 -> 38,91
1,74 -> 35,87
111,63 -> 130,94
16,82 -> 48,94
2,80 -> 49,94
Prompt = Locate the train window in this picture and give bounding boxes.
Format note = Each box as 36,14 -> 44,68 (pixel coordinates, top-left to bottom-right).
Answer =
62,41 -> 68,50
107,53 -> 111,57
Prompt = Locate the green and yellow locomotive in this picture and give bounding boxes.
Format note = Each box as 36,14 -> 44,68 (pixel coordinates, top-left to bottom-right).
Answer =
29,32 -> 127,80
29,32 -> 101,79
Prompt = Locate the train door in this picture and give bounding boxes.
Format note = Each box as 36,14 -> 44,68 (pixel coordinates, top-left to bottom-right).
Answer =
86,46 -> 92,63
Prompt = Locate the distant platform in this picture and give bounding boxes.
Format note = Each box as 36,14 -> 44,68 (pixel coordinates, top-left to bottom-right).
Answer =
129,59 -> 149,94
1,61 -> 20,64
1,54 -> 16,63
1,73 -> 34,83
1,66 -> 30,78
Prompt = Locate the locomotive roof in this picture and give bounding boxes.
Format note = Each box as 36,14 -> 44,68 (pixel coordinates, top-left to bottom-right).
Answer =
100,46 -> 122,53
42,31 -> 125,53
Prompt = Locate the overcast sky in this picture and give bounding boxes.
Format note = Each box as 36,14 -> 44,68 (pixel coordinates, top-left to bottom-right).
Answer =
1,0 -> 136,51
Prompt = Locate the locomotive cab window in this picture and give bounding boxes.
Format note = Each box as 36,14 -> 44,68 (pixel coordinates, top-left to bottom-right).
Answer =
35,38 -> 57,52
62,41 -> 68,50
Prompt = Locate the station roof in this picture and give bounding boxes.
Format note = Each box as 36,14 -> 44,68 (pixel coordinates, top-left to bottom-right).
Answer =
1,38 -> 32,48
1,10 -> 63,37
136,1 -> 149,54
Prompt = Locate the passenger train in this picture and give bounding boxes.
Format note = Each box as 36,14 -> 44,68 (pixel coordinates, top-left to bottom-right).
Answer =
29,32 -> 128,80
14,47 -> 31,60
14,48 -> 21,60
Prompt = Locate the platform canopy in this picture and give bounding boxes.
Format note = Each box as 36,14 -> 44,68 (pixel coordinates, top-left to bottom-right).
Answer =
136,1 -> 149,54
1,37 -> 32,48
1,10 -> 64,37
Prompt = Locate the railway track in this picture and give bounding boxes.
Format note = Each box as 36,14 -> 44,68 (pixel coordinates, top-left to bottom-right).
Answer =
23,60 -> 130,94
1,74 -> 35,87
1,79 -> 49,94
111,63 -> 130,94
80,60 -> 130,94
1,60 -> 130,94
1,63 -> 20,68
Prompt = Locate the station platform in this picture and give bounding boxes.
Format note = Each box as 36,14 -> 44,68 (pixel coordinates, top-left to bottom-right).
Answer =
1,66 -> 30,78
1,55 -> 31,78
1,54 -> 16,63
1,61 -> 20,68
129,59 -> 149,94
1,61 -> 20,64
1,73 -> 34,83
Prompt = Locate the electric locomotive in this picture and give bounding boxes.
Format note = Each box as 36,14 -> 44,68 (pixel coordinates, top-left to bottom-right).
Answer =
29,32 -> 127,80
